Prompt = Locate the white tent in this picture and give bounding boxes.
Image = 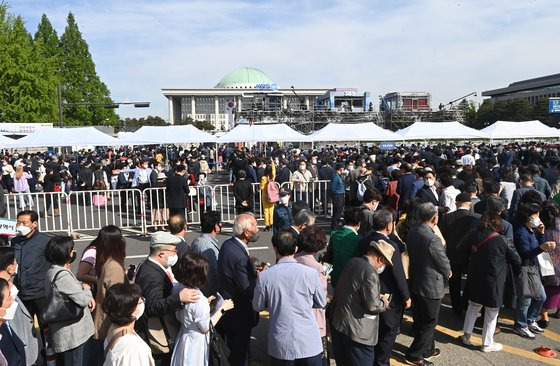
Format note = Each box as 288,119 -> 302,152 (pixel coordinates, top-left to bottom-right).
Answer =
307,122 -> 402,142
396,121 -> 488,140
481,120 -> 560,140
5,127 -> 117,148
218,123 -> 308,143
0,135 -> 16,148
117,125 -> 216,145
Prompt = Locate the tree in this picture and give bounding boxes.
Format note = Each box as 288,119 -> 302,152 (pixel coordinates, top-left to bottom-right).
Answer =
34,14 -> 59,61
58,12 -> 118,126
0,10 -> 58,122
177,117 -> 215,131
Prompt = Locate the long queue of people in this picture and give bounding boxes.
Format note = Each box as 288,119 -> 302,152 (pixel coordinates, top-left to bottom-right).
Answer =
1,141 -> 560,366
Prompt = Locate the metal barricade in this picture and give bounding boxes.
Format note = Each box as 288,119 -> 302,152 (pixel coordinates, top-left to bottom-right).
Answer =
68,189 -> 144,234
211,182 -> 276,223
143,185 -> 215,232
280,180 -> 332,217
4,191 -> 71,234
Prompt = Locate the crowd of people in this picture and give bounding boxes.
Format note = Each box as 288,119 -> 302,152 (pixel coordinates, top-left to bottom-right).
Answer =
0,140 -> 560,365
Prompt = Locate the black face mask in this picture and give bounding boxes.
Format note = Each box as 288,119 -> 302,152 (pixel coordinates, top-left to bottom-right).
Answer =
69,252 -> 77,264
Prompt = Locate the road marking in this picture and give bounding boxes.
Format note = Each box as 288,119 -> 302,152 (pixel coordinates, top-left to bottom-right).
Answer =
402,315 -> 560,365
248,246 -> 269,251
499,316 -> 560,343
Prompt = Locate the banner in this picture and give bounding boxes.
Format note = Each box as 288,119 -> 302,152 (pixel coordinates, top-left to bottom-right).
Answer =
0,218 -> 17,237
550,98 -> 560,114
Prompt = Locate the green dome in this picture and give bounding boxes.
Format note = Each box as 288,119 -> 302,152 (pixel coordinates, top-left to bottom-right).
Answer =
215,67 -> 277,89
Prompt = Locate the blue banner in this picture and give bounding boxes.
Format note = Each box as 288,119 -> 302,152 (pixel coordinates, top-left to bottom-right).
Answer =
380,141 -> 396,150
550,98 -> 560,114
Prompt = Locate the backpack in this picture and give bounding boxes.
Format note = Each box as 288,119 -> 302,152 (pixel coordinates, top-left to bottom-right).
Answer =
93,170 -> 106,189
356,176 -> 369,201
266,179 -> 279,203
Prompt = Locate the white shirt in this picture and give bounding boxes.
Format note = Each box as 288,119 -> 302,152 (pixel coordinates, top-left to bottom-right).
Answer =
104,333 -> 155,366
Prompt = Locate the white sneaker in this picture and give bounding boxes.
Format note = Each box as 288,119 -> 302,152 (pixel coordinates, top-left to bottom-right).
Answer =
481,343 -> 503,353
528,321 -> 544,333
515,327 -> 536,339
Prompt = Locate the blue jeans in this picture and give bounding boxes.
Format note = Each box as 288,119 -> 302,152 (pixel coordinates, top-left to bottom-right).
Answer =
515,280 -> 546,329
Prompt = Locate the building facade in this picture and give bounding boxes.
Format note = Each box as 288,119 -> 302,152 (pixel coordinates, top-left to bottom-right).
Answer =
482,73 -> 560,104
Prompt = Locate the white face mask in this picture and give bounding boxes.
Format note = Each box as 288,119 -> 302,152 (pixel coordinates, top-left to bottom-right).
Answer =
529,217 -> 542,228
425,178 -> 435,187
299,165 -> 306,171
134,302 -> 145,319
12,263 -> 18,276
16,225 -> 31,236
0,301 -> 18,321
167,254 -> 178,267
10,285 -> 19,299
377,265 -> 386,274
280,196 -> 290,205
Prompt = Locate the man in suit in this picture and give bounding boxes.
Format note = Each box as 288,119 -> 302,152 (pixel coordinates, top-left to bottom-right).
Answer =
396,163 -> 416,211
233,170 -> 254,214
0,278 -> 25,366
329,240 -> 392,365
0,247 -> 38,365
135,232 -> 199,366
359,209 -> 411,366
415,170 -> 445,214
439,193 -> 480,316
190,211 -> 222,296
166,165 -> 190,217
405,203 -> 451,366
276,160 -> 292,185
217,214 -> 261,366
509,174 -> 546,217
169,214 -> 189,258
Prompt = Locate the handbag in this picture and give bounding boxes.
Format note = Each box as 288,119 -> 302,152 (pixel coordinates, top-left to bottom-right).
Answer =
209,323 -> 230,366
43,270 -> 84,324
146,315 -> 179,355
515,265 -> 542,299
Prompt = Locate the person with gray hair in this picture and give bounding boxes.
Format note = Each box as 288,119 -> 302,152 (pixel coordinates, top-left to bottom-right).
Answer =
404,202 -> 451,366
283,209 -> 316,238
217,213 -> 261,365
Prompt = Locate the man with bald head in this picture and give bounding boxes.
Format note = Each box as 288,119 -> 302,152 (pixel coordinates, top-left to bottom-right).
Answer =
217,214 -> 261,366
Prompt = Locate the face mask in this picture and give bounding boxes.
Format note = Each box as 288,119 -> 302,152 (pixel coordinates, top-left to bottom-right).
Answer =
143,164 -> 149,169
280,196 -> 290,205
299,166 -> 306,171
167,254 -> 178,267
529,217 -> 542,228
0,301 -> 18,321
248,231 -> 260,243
372,202 -> 379,211
348,165 -> 355,171
425,179 -> 435,187
12,263 -> 18,276
10,285 -> 19,299
377,265 -> 386,274
312,159 -> 317,164
16,225 -> 31,236
134,302 -> 145,320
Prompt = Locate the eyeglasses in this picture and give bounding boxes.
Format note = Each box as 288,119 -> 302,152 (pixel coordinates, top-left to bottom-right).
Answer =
162,248 -> 177,254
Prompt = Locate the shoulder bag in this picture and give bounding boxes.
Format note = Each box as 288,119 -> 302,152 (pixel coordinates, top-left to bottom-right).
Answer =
43,270 -> 84,324
209,322 -> 230,366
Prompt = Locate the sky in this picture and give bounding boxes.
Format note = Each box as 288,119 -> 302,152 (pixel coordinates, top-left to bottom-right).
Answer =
9,0 -> 560,121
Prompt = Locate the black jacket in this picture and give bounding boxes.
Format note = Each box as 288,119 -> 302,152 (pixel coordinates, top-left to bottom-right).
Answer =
166,173 -> 189,209
12,231 -> 51,300
233,179 -> 254,212
415,185 -> 443,207
458,229 -> 521,307
359,232 -> 410,303
0,323 -> 26,366
134,259 -> 182,342
439,209 -> 480,271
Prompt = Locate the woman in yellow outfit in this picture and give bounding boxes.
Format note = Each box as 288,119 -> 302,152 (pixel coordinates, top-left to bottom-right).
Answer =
260,163 -> 276,231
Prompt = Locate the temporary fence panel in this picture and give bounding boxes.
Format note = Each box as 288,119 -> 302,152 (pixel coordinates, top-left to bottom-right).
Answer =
4,191 -> 71,234
280,180 -> 332,216
68,189 -> 144,234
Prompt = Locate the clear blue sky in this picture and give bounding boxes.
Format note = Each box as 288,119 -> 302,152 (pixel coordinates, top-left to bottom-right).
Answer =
9,0 -> 560,120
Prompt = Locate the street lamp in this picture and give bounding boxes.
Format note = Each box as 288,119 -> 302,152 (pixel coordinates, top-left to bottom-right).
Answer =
57,84 -> 150,127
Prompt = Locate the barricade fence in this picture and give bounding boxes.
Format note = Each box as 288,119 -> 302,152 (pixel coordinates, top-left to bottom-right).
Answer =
2,180 -> 333,236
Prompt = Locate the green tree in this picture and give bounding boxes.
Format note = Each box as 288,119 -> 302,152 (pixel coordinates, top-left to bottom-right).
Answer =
34,14 -> 59,61
58,12 -> 118,126
0,10 -> 58,122
177,117 -> 215,130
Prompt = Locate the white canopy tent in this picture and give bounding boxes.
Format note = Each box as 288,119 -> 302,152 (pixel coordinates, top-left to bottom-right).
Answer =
396,121 -> 488,140
218,123 -> 308,143
5,127 -> 118,148
481,120 -> 560,140
117,125 -> 216,145
307,122 -> 402,142
0,134 -> 16,148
